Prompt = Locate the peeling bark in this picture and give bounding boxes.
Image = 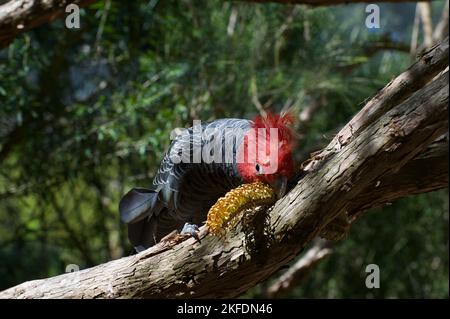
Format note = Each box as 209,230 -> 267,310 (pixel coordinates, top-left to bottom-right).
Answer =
0,37 -> 447,299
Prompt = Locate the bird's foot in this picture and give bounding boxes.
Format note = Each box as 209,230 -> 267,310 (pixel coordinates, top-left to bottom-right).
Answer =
181,222 -> 201,243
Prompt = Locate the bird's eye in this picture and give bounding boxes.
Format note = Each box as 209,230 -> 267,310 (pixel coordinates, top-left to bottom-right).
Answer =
255,164 -> 261,174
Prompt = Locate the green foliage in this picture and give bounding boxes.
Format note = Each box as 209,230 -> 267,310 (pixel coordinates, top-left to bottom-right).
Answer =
0,0 -> 447,297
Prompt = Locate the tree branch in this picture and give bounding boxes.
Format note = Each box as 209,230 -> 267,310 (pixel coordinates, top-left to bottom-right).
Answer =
0,37 -> 447,299
348,134 -> 448,220
262,133 -> 448,298
0,0 -> 97,48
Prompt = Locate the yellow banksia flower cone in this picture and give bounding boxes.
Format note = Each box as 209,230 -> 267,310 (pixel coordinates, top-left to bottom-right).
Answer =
206,182 -> 276,235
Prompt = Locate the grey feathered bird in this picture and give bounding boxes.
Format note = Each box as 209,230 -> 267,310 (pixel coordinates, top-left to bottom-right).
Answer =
119,114 -> 294,251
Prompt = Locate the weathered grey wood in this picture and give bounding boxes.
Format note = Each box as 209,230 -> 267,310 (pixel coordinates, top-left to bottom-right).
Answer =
348,134 -> 449,220
0,41 -> 447,297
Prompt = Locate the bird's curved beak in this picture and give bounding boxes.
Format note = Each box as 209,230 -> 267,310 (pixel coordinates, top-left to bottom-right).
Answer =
270,176 -> 288,199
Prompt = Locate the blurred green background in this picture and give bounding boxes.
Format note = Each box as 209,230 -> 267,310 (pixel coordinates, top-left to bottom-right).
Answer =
0,0 -> 448,298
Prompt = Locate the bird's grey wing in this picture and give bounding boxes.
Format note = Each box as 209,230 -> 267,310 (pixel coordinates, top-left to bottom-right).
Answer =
155,119 -> 251,210
152,128 -> 197,211
119,187 -> 161,223
126,118 -> 252,250
165,119 -> 252,221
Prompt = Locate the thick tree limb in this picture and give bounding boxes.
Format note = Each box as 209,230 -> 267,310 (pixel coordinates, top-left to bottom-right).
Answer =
264,133 -> 448,298
348,134 -> 448,219
0,0 -> 97,48
0,37 -> 447,299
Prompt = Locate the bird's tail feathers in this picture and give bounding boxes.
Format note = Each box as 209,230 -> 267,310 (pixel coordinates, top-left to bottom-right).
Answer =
119,187 -> 159,223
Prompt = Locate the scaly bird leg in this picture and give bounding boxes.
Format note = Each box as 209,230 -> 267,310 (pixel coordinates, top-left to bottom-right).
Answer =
180,222 -> 201,243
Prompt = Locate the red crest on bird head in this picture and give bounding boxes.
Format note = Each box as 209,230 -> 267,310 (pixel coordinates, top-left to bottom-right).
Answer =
237,111 -> 295,186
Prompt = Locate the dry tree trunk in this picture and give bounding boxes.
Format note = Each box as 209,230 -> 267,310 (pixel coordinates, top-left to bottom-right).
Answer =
0,37 -> 447,299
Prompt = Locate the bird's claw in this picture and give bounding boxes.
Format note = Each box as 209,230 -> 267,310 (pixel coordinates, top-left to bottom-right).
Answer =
181,223 -> 201,243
